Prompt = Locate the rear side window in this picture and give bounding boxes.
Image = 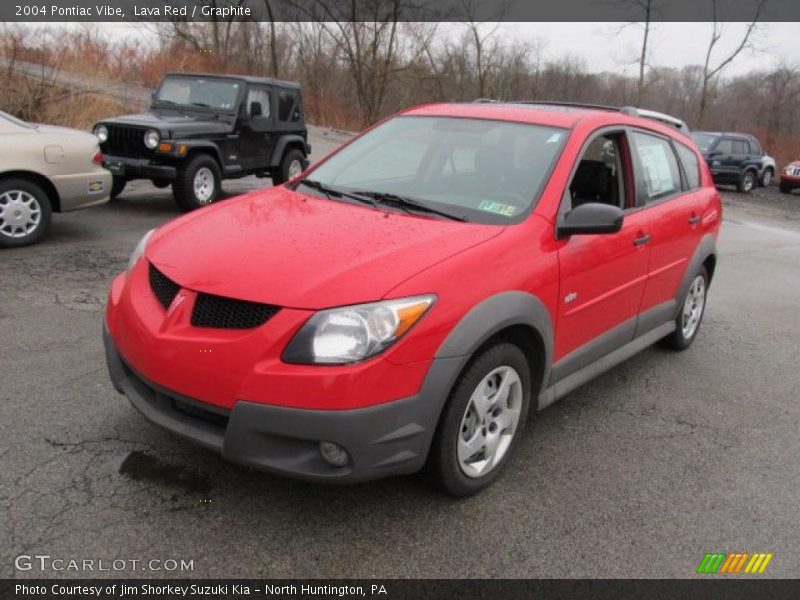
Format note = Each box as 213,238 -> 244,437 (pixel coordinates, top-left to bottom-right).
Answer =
278,90 -> 300,122
732,140 -> 749,154
630,131 -> 682,203
675,142 -> 701,190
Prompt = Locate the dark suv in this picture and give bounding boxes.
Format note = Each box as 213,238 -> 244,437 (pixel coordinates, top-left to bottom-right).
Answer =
93,72 -> 310,210
690,131 -> 769,194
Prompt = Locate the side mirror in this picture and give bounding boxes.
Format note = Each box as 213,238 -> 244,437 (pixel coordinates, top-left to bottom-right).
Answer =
557,203 -> 623,238
249,101 -> 263,117
708,150 -> 722,157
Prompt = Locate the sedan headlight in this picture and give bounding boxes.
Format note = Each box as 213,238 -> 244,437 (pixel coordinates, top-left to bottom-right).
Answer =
94,124 -> 108,142
283,295 -> 436,364
143,129 -> 160,149
126,229 -> 155,274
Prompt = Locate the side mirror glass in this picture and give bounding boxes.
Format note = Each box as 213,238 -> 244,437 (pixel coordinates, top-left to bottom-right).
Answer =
249,101 -> 263,117
557,202 -> 624,238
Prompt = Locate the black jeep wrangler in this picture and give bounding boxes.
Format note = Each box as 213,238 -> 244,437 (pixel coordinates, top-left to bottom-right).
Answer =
93,72 -> 310,210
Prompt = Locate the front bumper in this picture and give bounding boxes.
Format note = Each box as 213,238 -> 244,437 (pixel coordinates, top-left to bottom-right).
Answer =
780,174 -> 800,189
104,322 -> 455,483
104,155 -> 177,180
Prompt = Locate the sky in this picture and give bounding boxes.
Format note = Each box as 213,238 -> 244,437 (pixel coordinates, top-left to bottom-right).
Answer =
51,21 -> 800,77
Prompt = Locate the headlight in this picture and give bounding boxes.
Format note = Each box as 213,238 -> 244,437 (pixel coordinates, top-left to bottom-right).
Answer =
94,125 -> 108,142
126,229 -> 155,274
143,129 -> 160,149
786,165 -> 795,174
283,295 -> 435,364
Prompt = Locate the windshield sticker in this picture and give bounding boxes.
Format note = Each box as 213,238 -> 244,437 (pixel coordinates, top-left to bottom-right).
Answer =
478,200 -> 518,217
546,133 -> 563,144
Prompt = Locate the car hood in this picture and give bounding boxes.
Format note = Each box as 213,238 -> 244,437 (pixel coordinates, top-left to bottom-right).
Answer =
100,111 -> 233,137
147,186 -> 504,309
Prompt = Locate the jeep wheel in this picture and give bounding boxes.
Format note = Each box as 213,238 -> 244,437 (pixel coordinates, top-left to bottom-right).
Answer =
427,342 -> 531,496
736,170 -> 756,194
272,149 -> 307,185
110,177 -> 126,199
660,266 -> 708,351
173,154 -> 221,211
0,178 -> 52,248
759,168 -> 773,187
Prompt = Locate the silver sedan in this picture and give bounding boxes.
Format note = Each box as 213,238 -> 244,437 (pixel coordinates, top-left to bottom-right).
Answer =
0,111 -> 111,247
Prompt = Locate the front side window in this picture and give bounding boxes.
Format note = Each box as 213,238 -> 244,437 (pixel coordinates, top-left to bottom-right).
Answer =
715,139 -> 734,155
675,142 -> 701,190
567,133 -> 627,210
303,116 -> 568,224
155,76 -> 240,111
630,131 -> 682,203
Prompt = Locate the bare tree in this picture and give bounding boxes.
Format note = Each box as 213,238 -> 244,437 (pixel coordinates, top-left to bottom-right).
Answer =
698,0 -> 767,125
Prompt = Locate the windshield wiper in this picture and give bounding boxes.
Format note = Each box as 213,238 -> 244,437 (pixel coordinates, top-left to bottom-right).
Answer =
351,191 -> 466,222
297,179 -> 379,208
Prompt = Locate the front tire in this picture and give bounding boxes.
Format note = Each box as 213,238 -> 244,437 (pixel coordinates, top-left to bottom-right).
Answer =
660,266 -> 709,351
173,153 -> 221,211
271,149 -> 307,186
759,168 -> 773,187
780,182 -> 793,195
0,178 -> 52,248
427,342 -> 531,497
736,170 -> 756,194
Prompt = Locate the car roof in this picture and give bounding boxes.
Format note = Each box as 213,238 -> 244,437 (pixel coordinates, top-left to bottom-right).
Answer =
401,102 -> 691,140
693,130 -> 755,139
164,72 -> 301,90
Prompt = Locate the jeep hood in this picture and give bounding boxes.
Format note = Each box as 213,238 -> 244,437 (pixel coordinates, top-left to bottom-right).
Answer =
147,186 -> 503,309
101,111 -> 232,137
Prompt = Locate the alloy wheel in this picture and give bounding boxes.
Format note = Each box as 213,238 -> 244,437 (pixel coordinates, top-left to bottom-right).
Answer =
0,189 -> 41,239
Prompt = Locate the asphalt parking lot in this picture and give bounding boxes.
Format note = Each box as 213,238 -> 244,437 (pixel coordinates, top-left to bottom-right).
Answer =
2,151 -> 800,577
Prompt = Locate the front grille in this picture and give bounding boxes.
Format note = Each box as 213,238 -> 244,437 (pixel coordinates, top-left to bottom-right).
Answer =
149,263 -> 180,310
191,293 -> 279,329
102,125 -> 152,159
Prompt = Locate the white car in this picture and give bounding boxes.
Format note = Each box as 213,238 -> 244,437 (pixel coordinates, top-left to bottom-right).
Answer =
0,111 -> 111,247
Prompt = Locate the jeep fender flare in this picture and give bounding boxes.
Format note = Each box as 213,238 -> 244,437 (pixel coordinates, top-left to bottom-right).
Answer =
673,233 -> 717,319
269,135 -> 307,167
173,141 -> 223,167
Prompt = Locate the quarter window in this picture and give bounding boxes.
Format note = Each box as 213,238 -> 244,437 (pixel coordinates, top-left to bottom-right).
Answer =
675,143 -> 701,190
630,131 -> 682,203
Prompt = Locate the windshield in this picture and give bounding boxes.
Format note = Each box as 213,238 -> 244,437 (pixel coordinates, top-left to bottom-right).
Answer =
0,111 -> 34,129
304,116 -> 568,224
154,76 -> 241,111
691,133 -> 719,152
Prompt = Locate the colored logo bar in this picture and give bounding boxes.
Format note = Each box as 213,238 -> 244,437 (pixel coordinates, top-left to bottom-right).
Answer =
697,552 -> 773,574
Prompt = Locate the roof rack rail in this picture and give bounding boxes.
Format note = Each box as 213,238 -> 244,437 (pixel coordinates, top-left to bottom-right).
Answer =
470,99 -> 690,133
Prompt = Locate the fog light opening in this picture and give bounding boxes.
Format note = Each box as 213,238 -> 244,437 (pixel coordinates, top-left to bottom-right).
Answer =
319,441 -> 350,467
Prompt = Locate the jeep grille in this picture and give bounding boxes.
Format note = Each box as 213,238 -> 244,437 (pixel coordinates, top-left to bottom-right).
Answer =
102,125 -> 152,159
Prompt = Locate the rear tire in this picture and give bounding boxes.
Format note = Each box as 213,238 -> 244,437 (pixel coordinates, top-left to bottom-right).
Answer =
173,153 -> 221,211
660,266 -> 709,351
110,177 -> 127,199
426,342 -> 531,497
759,168 -> 773,187
0,178 -> 52,248
736,170 -> 756,194
271,149 -> 307,186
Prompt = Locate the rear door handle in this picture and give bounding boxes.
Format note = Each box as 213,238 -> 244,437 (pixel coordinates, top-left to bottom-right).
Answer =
688,215 -> 701,225
633,234 -> 651,246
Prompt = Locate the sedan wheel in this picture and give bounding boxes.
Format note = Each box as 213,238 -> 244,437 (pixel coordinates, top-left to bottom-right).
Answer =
458,366 -> 523,478
0,179 -> 52,247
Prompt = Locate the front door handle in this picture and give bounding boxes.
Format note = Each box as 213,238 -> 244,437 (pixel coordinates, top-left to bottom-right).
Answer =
688,215 -> 701,225
633,234 -> 651,246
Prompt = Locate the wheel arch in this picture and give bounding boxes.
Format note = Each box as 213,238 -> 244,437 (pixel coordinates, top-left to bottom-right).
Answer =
674,234 -> 717,318
269,135 -> 308,168
0,170 -> 61,212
